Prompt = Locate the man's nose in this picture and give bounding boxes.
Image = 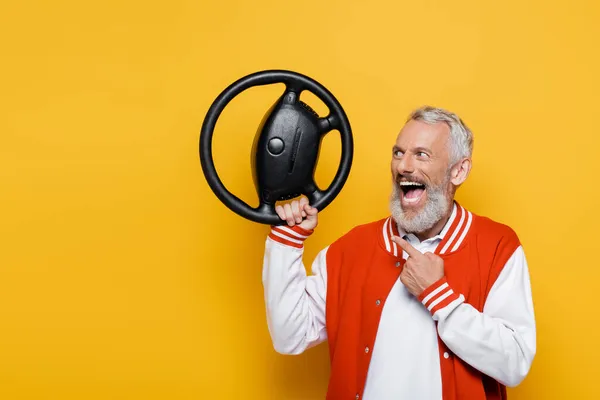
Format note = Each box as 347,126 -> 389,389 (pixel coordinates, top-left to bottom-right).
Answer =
396,154 -> 414,175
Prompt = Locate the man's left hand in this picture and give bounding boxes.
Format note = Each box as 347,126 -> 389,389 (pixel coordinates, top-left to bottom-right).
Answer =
391,236 -> 445,298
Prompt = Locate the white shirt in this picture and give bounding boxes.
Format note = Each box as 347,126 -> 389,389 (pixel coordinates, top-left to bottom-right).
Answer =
363,229 -> 450,399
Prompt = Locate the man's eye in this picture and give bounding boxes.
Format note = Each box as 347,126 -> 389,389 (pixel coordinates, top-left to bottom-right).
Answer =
394,150 -> 403,157
417,152 -> 429,158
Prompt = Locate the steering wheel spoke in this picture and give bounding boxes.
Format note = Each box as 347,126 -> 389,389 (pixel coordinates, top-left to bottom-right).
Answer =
282,87 -> 299,105
304,180 -> 325,206
284,79 -> 305,93
326,114 -> 340,130
318,114 -> 341,134
255,199 -> 278,220
308,188 -> 325,205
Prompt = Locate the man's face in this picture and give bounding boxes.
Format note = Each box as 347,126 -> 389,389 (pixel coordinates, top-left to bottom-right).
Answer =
389,119 -> 454,233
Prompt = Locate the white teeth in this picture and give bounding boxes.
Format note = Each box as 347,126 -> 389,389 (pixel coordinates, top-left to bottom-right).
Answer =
399,181 -> 424,187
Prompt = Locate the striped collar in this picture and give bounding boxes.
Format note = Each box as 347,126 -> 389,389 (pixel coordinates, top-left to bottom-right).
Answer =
380,202 -> 474,257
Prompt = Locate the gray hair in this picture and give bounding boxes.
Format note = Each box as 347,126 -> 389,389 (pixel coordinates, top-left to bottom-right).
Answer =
407,106 -> 474,165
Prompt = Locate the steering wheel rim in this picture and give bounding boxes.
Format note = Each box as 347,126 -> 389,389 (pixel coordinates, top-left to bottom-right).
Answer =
199,69 -> 353,225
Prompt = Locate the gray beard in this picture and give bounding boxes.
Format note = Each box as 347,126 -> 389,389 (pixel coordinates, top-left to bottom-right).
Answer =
389,180 -> 451,234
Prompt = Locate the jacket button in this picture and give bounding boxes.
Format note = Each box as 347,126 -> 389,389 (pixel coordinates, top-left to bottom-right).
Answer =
443,352 -> 450,359
365,346 -> 369,353
395,261 -> 401,267
375,299 -> 381,306
355,395 -> 360,400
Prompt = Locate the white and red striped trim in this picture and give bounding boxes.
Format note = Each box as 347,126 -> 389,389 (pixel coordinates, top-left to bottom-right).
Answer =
382,217 -> 400,257
418,277 -> 464,318
268,225 -> 314,248
437,205 -> 472,255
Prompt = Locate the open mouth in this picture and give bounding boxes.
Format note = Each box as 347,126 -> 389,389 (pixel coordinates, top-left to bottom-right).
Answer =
399,181 -> 426,204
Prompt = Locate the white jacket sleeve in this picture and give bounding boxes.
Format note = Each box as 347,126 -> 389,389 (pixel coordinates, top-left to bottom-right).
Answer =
421,246 -> 536,387
262,225 -> 328,355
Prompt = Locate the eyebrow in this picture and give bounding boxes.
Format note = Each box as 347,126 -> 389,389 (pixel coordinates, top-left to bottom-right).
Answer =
393,145 -> 433,154
414,146 -> 433,154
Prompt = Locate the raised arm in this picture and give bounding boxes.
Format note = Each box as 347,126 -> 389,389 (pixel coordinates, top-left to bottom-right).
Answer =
262,199 -> 328,355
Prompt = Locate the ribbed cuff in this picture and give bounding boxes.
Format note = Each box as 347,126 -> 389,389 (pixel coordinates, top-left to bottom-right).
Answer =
418,277 -> 463,317
268,225 -> 314,248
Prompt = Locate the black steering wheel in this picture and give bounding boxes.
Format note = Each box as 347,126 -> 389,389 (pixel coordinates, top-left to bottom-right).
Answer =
199,70 -> 353,225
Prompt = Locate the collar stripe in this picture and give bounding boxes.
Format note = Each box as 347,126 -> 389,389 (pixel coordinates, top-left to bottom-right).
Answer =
439,205 -> 465,255
382,218 -> 392,253
388,218 -> 398,257
451,211 -> 473,252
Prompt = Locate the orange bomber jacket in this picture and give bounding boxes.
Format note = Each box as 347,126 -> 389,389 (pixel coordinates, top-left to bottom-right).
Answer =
269,203 -> 522,400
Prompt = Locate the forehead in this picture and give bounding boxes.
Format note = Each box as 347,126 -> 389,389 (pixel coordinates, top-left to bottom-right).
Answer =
395,119 -> 451,153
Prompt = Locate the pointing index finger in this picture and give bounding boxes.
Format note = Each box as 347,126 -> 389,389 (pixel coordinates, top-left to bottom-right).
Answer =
392,235 -> 421,259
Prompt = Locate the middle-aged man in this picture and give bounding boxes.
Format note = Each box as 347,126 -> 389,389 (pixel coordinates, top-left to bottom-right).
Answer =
261,106 -> 536,399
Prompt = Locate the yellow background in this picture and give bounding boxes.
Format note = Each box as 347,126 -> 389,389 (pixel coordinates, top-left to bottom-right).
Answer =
1,0 -> 599,398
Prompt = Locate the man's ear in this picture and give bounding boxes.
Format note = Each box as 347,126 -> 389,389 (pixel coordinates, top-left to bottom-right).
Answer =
450,158 -> 472,186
